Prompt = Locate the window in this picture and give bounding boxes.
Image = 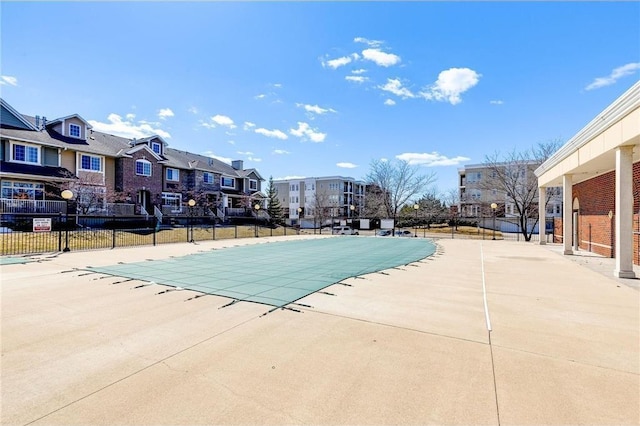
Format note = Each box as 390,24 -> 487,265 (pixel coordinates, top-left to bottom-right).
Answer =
69,123 -> 81,138
1,181 -> 44,200
221,176 -> 235,188
80,154 -> 102,171
151,142 -> 162,154
12,143 -> 39,164
166,168 -> 179,181
203,172 -> 214,184
249,179 -> 258,191
136,160 -> 152,176
162,192 -> 182,212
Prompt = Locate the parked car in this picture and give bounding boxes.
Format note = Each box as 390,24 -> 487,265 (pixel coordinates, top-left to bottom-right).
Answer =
332,226 -> 359,235
376,229 -> 392,236
395,230 -> 413,237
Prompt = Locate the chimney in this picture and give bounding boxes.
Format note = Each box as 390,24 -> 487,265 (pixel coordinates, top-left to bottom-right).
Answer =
35,115 -> 40,128
231,160 -> 243,170
42,116 -> 47,128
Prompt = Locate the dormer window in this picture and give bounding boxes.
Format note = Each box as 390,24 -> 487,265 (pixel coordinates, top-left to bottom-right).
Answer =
69,123 -> 81,138
151,142 -> 162,155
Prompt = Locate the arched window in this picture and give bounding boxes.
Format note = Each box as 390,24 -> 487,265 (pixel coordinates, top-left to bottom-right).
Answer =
136,159 -> 152,176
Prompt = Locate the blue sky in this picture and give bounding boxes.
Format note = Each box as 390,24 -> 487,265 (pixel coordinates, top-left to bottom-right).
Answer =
1,2 -> 639,193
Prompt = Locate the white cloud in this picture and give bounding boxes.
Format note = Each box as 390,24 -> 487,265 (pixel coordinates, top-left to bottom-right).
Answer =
158,108 -> 174,120
322,53 -> 360,69
362,48 -> 400,67
490,100 -> 504,105
337,162 -> 358,169
202,151 -> 232,164
248,157 -> 262,162
272,83 -> 282,88
395,152 -> 471,167
354,37 -> 383,47
255,94 -> 266,99
351,69 -> 367,74
345,75 -> 368,83
228,140 -> 236,145
255,127 -> 288,140
125,113 -> 136,120
237,151 -> 254,155
585,63 -> 640,91
210,114 -> 236,129
296,103 -> 337,115
290,122 -> 326,143
199,120 -> 215,129
419,68 -> 481,105
243,121 -> 256,131
379,78 -> 415,99
384,99 -> 396,106
188,106 -> 198,114
89,113 -> 171,139
0,75 -> 18,86
273,149 -> 290,155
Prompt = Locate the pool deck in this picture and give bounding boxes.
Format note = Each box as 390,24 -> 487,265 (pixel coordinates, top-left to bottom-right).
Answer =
2,236 -> 639,425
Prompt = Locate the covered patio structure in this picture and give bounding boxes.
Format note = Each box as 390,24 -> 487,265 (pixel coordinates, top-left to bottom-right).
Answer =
535,81 -> 639,278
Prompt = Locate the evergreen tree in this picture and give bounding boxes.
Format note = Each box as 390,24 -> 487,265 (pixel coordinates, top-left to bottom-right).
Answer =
266,176 -> 284,225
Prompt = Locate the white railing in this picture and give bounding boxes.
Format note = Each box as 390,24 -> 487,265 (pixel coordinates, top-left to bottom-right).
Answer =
0,199 -> 67,214
154,205 -> 163,223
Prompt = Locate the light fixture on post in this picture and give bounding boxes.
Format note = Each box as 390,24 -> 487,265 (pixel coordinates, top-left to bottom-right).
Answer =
413,203 -> 419,237
61,189 -> 74,252
254,203 -> 261,237
491,202 -> 498,240
188,199 -> 196,243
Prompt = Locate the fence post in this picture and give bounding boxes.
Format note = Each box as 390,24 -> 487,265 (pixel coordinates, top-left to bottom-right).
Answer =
112,215 -> 116,249
58,212 -> 63,252
235,225 -> 237,239
153,217 -> 157,246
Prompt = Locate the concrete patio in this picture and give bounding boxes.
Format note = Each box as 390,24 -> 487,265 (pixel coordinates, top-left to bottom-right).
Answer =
1,236 -> 638,425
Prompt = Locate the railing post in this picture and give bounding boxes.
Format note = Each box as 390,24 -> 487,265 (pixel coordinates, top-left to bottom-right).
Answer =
58,212 -> 63,252
112,215 -> 116,249
234,225 -> 237,239
153,217 -> 157,246
213,221 -> 216,240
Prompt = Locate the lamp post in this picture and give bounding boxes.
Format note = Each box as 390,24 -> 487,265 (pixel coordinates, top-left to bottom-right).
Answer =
254,203 -> 261,237
188,199 -> 196,242
61,189 -> 73,252
413,203 -> 419,237
491,202 -> 498,240
297,207 -> 302,230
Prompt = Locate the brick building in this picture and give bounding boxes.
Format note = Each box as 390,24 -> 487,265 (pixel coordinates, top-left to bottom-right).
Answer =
536,81 -> 639,277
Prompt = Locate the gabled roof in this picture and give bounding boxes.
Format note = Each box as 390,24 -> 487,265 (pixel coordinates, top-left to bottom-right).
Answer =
137,135 -> 168,146
164,147 -> 240,176
46,113 -> 93,129
238,168 -> 264,181
0,99 -> 38,130
125,143 -> 166,162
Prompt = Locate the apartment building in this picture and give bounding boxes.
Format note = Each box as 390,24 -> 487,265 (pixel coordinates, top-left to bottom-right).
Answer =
458,162 -> 562,218
273,176 -> 366,225
0,98 -> 264,219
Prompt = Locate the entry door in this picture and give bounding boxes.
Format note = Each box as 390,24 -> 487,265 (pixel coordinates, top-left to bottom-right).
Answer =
137,190 -> 152,214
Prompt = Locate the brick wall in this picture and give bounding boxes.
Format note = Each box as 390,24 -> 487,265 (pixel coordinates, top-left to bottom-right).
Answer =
115,151 -> 163,203
560,161 -> 640,265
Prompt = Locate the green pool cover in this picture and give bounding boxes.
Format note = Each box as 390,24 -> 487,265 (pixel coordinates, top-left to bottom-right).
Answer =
87,237 -> 437,308
0,256 -> 39,265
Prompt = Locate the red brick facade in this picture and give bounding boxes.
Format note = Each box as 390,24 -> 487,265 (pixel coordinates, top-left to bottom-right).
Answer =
553,162 -> 639,265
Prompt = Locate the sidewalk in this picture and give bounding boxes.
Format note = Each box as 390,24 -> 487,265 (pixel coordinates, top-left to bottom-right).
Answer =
1,237 -> 638,425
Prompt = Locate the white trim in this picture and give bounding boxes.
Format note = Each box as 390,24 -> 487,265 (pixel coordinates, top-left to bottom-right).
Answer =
69,123 -> 82,139
221,176 -> 235,188
125,144 -> 165,161
77,153 -> 104,173
249,179 -> 258,191
203,172 -> 214,184
151,141 -> 162,155
0,99 -> 38,130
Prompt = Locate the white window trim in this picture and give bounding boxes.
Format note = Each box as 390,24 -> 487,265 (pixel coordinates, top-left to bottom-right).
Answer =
166,168 -> 180,182
221,176 -> 235,188
162,192 -> 183,213
203,172 -> 214,184
78,153 -> 104,173
249,179 -> 258,191
10,141 -> 40,165
151,142 -> 162,154
135,159 -> 152,177
69,123 -> 82,139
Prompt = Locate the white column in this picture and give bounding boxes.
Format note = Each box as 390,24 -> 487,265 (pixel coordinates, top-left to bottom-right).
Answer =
563,175 -> 573,255
538,186 -> 546,245
614,146 -> 636,278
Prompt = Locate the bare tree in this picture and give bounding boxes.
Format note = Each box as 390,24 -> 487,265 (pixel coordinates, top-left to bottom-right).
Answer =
310,188 -> 333,233
482,140 -> 562,241
51,174 -> 127,214
365,159 -> 436,227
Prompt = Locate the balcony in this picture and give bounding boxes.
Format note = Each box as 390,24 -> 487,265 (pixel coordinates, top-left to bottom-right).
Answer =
1,199 -> 67,214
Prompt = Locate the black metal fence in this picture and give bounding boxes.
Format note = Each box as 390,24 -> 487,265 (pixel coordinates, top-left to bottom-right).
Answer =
0,213 -> 300,256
